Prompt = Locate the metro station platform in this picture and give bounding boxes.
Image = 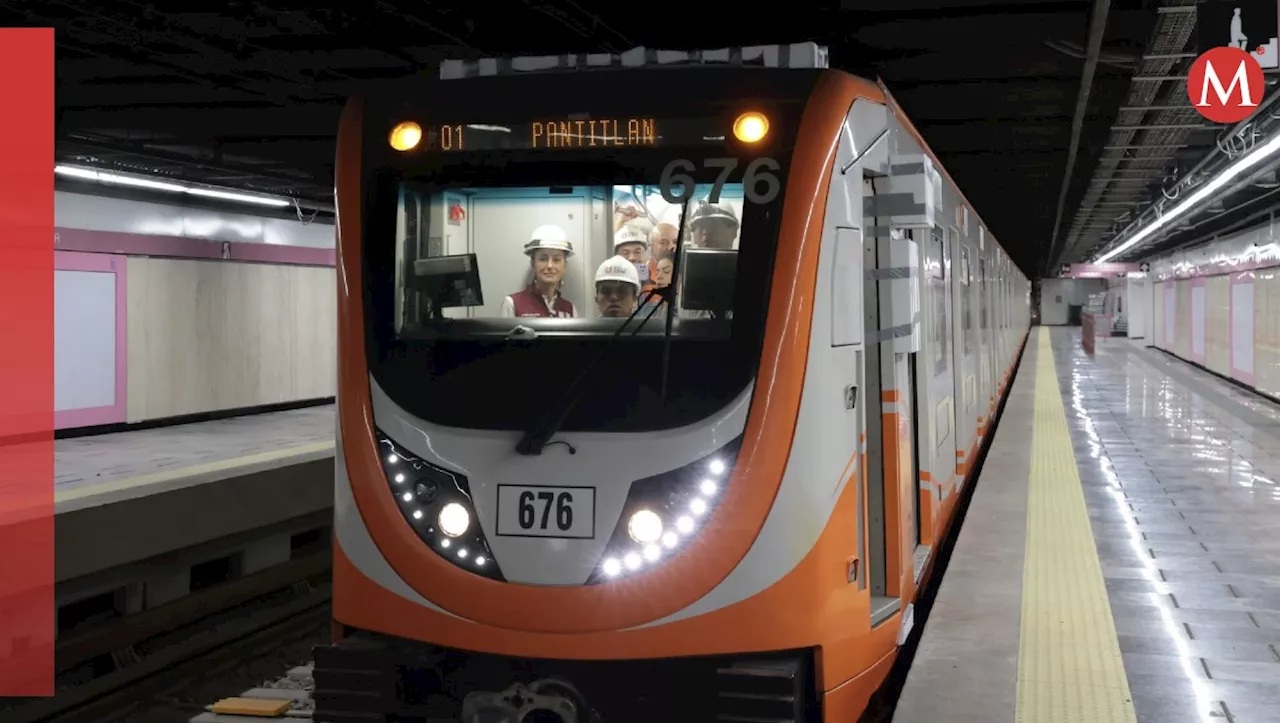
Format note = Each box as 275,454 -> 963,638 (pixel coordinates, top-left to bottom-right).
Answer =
894,328 -> 1280,723
54,405 -> 336,584
56,404 -> 334,507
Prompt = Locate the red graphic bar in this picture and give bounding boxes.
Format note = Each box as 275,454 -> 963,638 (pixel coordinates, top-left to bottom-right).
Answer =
0,27 -> 55,696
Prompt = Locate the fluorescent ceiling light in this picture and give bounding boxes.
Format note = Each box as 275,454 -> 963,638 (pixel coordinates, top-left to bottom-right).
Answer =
1096,131 -> 1280,263
54,166 -> 101,180
55,164 -> 187,193
55,164 -> 291,209
186,187 -> 290,207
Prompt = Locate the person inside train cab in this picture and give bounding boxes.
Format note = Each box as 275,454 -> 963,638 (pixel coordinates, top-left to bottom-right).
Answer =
498,224 -> 578,318
647,220 -> 678,282
638,252 -> 675,317
688,200 -> 740,250
614,223 -> 655,293
613,201 -> 643,232
594,255 -> 641,319
613,224 -> 649,264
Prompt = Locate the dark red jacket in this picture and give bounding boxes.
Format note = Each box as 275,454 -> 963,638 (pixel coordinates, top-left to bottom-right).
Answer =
509,286 -> 576,318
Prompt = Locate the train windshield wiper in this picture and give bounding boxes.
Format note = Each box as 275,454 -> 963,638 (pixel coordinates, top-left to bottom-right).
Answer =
514,199 -> 690,456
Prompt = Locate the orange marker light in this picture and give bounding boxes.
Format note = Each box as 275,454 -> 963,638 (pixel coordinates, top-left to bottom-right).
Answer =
732,112 -> 769,143
389,121 -> 422,151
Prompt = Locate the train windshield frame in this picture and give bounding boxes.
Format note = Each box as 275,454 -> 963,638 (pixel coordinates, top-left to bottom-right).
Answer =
359,70 -> 818,433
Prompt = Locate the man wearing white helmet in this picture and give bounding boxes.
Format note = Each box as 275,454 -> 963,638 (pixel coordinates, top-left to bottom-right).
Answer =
499,224 -> 578,318
593,255 -> 642,318
613,224 -> 649,264
688,200 -> 740,250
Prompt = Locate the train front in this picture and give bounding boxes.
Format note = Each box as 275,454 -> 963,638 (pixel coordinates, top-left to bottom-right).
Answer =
324,64 -> 845,723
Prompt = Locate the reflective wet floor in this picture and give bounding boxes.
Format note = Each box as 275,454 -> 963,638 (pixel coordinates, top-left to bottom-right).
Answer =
1060,331 -> 1280,723
894,328 -> 1280,723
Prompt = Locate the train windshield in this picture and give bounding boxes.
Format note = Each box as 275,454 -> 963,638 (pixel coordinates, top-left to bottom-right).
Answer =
393,182 -> 749,336
360,72 -> 815,433
364,152 -> 790,434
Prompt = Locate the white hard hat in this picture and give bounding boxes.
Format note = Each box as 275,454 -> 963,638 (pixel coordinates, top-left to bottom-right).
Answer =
613,225 -> 648,251
525,224 -> 574,257
689,200 -> 739,229
595,255 -> 641,292
623,217 -> 654,238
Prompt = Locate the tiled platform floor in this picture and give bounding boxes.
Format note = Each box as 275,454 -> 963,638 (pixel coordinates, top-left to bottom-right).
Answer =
54,404 -> 335,492
895,328 -> 1280,723
1066,334 -> 1280,723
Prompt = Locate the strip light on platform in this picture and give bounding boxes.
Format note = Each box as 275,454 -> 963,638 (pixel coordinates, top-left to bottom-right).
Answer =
55,165 -> 292,208
1096,130 -> 1280,264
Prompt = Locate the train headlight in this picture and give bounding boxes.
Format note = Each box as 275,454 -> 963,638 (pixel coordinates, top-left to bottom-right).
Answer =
732,112 -> 769,143
389,121 -> 422,151
439,503 -> 470,537
591,436 -> 743,584
376,430 -> 504,581
627,510 -> 663,544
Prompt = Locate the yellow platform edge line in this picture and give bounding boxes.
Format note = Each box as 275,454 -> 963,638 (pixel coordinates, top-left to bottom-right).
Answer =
1014,329 -> 1136,723
55,440 -> 336,504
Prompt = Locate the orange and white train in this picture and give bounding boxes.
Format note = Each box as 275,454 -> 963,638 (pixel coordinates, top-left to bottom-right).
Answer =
318,43 -> 1031,723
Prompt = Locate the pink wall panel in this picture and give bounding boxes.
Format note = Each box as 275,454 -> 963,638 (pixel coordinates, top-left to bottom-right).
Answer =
54,250 -> 127,429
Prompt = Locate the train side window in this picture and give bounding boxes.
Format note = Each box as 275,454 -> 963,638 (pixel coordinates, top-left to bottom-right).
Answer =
960,245 -> 972,356
979,258 -> 988,330
929,229 -> 948,377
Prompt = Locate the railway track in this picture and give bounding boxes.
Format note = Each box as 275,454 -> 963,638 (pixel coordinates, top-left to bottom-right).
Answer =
1,552 -> 331,723
189,664 -> 318,723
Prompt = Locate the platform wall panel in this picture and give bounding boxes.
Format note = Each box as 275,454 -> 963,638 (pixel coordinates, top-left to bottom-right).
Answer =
1189,277 -> 1207,365
1230,273 -> 1254,384
54,251 -> 128,428
1153,281 -> 1166,349
1174,280 -> 1192,360
1256,269 -> 1280,399
124,257 -> 336,423
1204,275 -> 1230,376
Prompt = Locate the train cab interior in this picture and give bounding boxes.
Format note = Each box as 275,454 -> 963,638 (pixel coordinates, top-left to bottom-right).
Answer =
392,183 -> 746,329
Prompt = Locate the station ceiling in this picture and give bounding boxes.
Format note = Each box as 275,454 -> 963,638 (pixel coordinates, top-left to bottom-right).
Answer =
6,0 -> 1222,277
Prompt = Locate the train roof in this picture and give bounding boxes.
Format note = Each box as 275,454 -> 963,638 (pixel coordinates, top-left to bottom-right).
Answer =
437,43 -> 830,79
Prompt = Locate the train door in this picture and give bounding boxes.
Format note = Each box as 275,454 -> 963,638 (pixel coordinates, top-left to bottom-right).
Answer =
832,224 -> 867,605
862,195 -> 892,627
862,175 -> 910,628
906,233 -> 923,554
908,347 -> 922,549
950,238 -> 969,487
979,256 -> 991,413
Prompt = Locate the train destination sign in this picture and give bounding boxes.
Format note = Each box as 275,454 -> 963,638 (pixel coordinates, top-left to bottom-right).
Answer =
532,118 -> 656,149
417,117 -> 658,152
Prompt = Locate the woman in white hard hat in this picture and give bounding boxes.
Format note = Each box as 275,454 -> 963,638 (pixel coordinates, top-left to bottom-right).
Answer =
593,255 -> 642,318
499,224 -> 578,318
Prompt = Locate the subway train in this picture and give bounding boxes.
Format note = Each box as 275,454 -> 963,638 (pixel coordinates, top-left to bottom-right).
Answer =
316,43 -> 1031,723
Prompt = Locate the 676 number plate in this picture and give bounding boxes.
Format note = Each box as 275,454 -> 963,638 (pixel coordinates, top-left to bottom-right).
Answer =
495,484 -> 596,539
